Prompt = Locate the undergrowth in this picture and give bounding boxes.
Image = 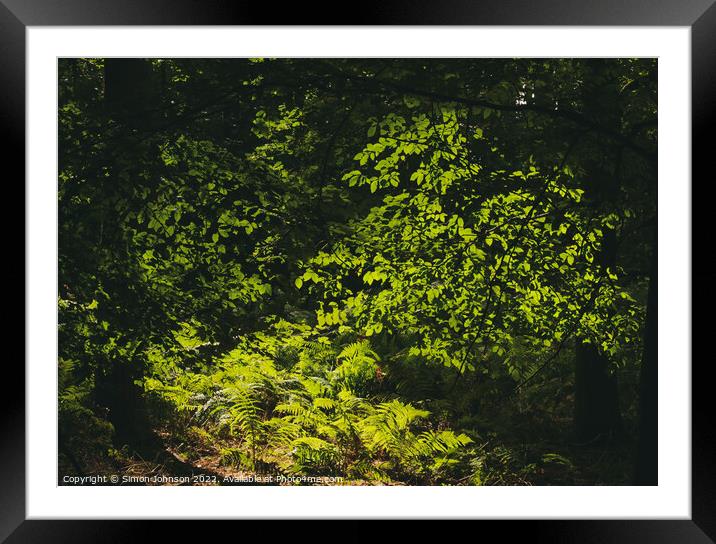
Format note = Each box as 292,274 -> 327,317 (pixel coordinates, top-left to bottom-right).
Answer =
127,318 -> 633,485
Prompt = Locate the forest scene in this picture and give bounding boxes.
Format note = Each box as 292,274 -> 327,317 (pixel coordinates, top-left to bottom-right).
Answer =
58,58 -> 657,486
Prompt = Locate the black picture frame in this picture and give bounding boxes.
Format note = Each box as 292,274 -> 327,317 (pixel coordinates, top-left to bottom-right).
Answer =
5,0 -> 713,540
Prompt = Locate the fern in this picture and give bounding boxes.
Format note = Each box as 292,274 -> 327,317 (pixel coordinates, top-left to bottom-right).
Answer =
290,437 -> 340,475
331,341 -> 380,394
141,327 -> 476,484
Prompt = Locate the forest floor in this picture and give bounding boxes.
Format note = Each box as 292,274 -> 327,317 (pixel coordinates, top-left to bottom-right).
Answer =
60,376 -> 639,486
63,414 -> 636,487
99,426 -> 402,486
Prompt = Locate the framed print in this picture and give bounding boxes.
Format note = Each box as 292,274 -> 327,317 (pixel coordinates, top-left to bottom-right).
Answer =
4,0 -> 713,540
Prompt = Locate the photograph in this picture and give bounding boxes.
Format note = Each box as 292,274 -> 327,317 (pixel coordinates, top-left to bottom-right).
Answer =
57,57 -> 658,487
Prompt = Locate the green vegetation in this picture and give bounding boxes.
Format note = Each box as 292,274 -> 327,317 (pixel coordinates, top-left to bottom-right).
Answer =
58,58 -> 657,485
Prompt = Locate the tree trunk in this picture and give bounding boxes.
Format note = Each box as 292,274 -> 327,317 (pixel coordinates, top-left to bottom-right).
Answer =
574,343 -> 623,442
95,357 -> 147,447
104,58 -> 157,121
574,224 -> 623,442
634,241 -> 657,484
96,58 -> 158,447
573,60 -> 624,443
